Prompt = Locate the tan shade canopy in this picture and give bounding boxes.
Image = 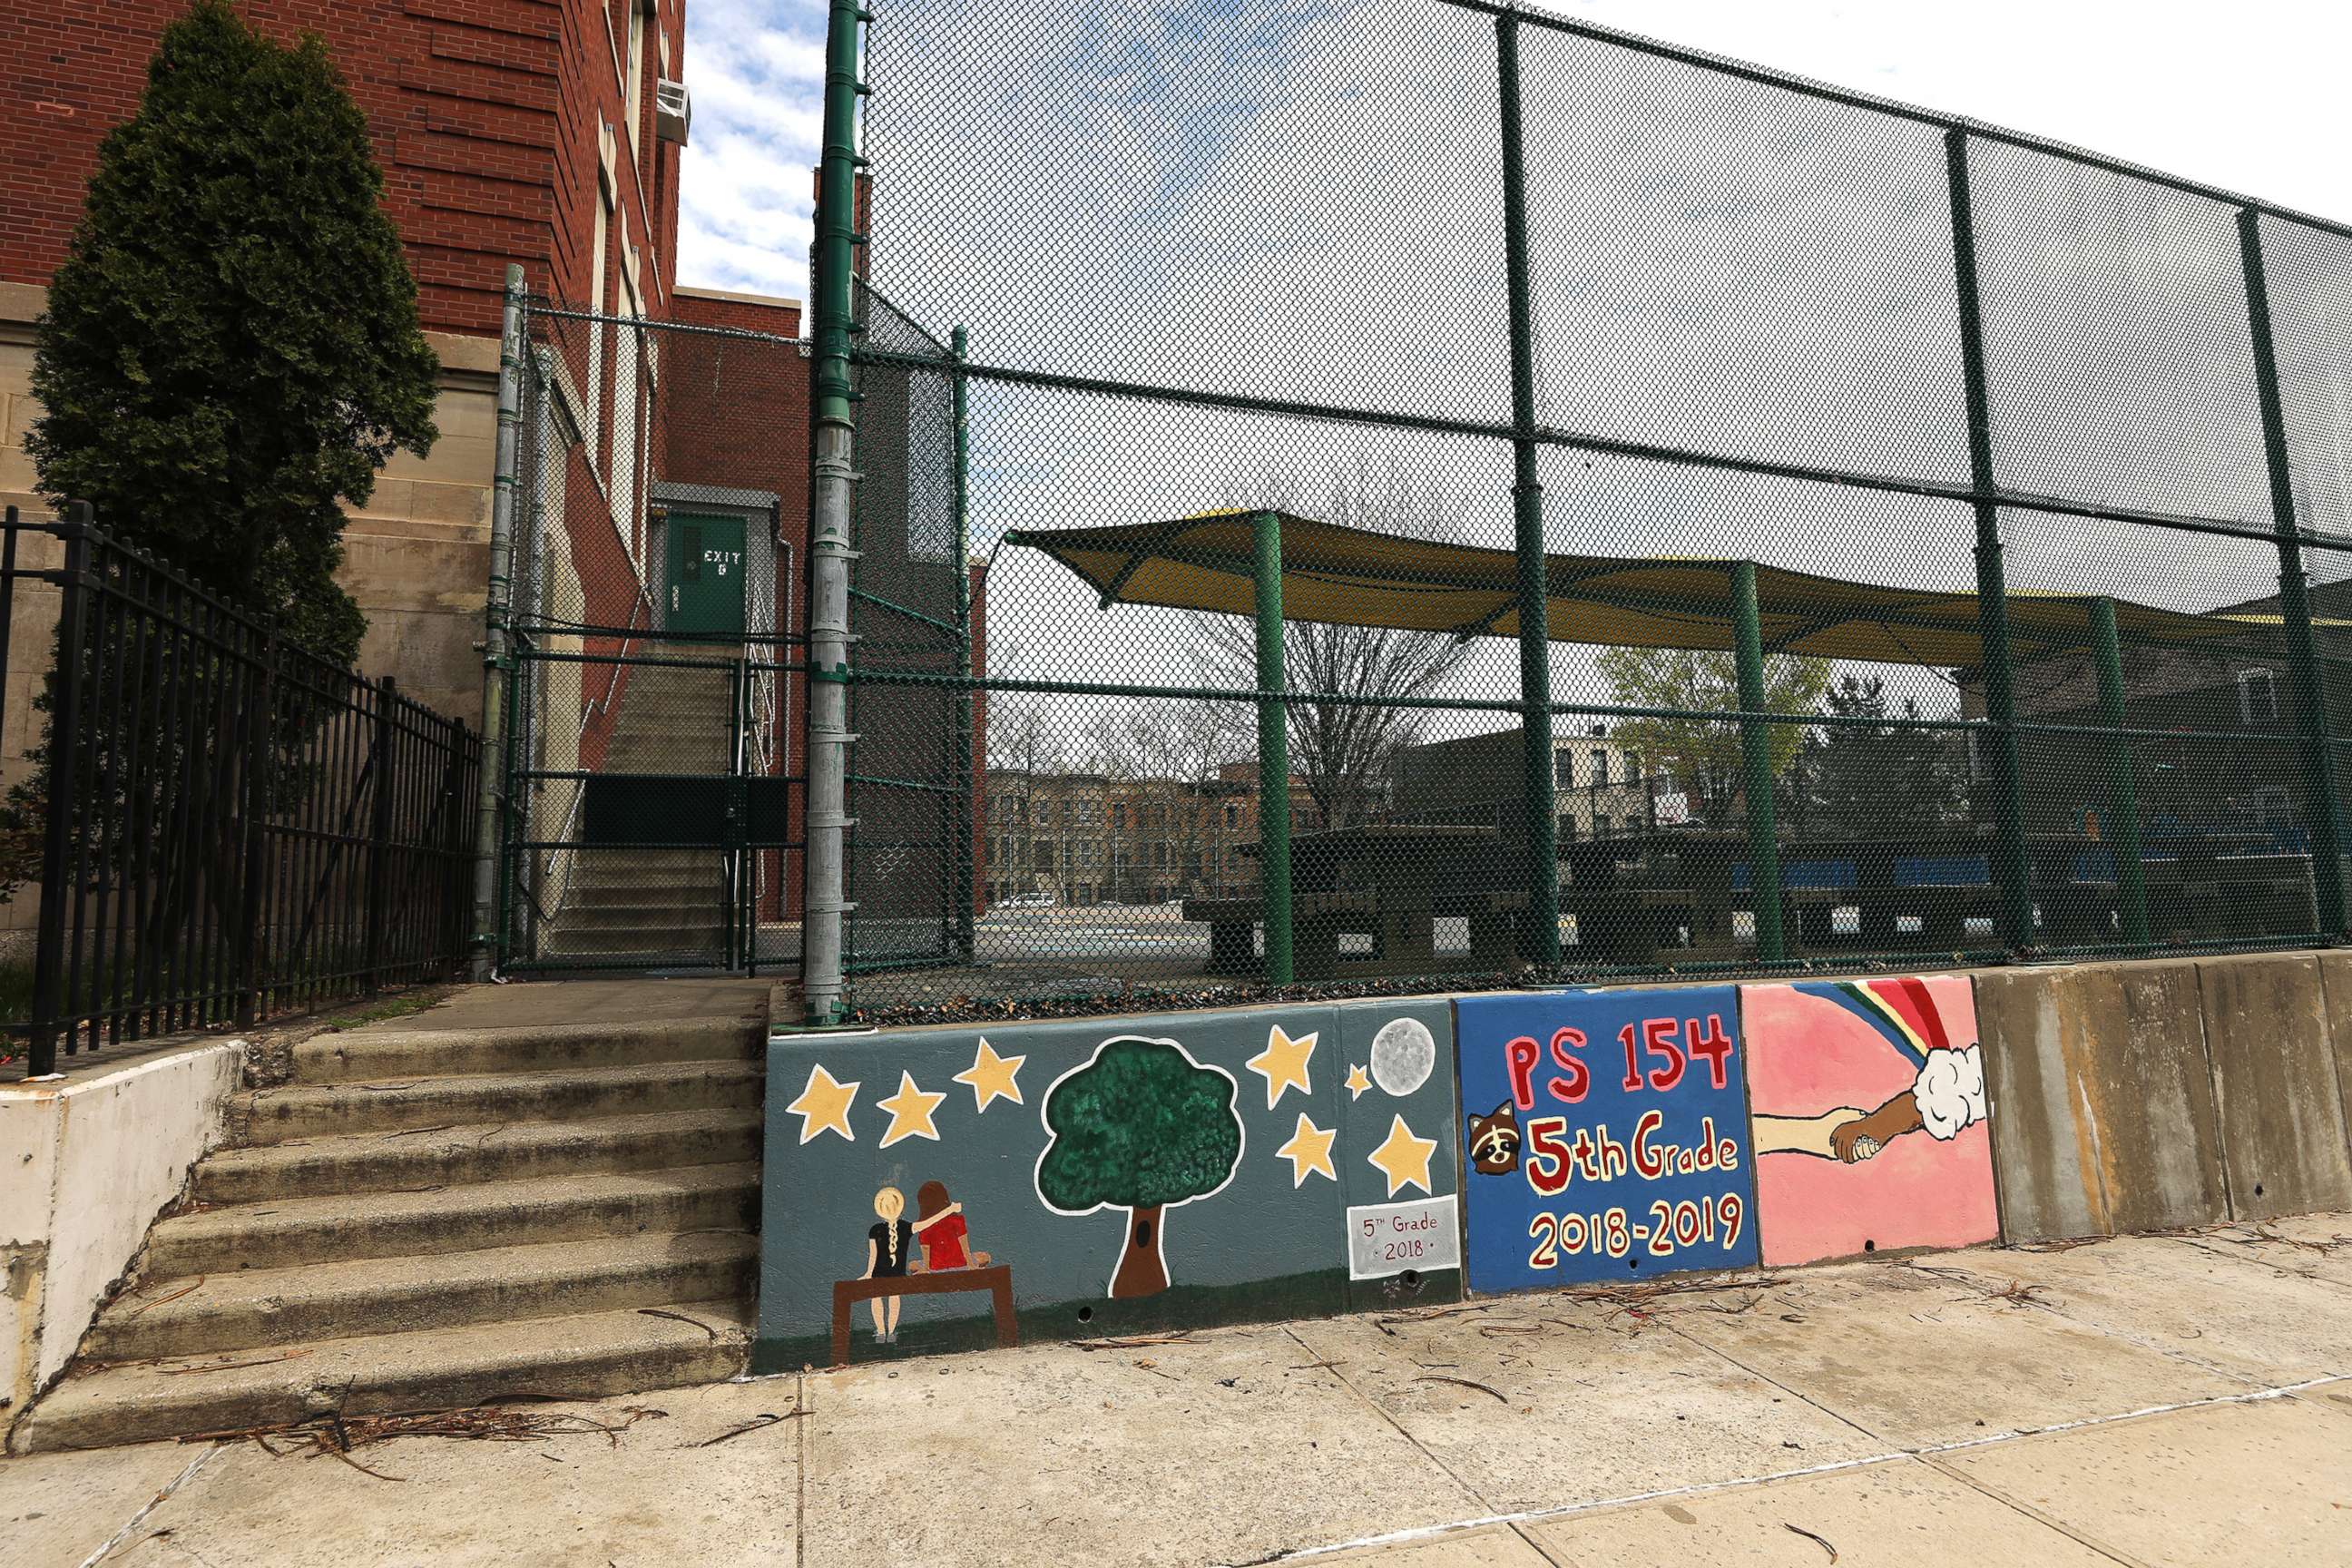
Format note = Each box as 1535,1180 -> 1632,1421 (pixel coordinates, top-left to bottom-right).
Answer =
1004,510 -> 2291,666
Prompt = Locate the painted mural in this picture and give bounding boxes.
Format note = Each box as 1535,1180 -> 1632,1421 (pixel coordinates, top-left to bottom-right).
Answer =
1740,976 -> 1997,1266
1455,987 -> 1760,1293
755,999 -> 1460,1371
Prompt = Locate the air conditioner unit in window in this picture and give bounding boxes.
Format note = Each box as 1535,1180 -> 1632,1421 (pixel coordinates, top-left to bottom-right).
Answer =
655,79 -> 691,146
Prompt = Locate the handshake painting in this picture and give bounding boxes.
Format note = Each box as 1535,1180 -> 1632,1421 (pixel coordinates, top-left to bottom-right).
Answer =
1753,1042 -> 1987,1164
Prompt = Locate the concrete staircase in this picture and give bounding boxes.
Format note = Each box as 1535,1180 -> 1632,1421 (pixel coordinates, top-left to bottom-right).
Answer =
545,656 -> 736,961
12,989 -> 766,1452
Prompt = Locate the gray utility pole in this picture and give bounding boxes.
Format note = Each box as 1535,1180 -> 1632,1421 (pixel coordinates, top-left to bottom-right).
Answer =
800,0 -> 868,1024
472,262 -> 525,979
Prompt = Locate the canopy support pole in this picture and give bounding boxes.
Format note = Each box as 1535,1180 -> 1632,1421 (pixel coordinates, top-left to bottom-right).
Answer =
1730,562 -> 1785,963
2239,207 -> 2347,938
2088,597 -> 2150,946
1495,9 -> 1560,969
1253,509 -> 1292,985
1945,128 -> 2037,955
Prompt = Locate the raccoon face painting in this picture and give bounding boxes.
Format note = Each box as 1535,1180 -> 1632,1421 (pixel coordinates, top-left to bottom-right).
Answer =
1467,1102 -> 1522,1176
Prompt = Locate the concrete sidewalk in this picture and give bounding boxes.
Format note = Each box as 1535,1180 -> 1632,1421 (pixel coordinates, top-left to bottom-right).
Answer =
8,1217 -> 2349,1568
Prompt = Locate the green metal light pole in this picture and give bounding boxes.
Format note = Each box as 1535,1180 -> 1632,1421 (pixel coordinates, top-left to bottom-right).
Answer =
1945,128 -> 2037,954
2087,597 -> 2150,946
1494,9 -> 1561,968
1730,561 -> 1785,963
1254,509 -> 1293,985
2238,207 -> 2347,939
801,0 -> 868,1024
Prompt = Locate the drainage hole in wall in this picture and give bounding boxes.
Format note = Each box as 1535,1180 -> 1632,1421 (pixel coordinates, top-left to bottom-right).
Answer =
1399,1269 -> 1421,1288
1864,1240 -> 1877,1253
1076,1306 -> 1093,1324
2255,1184 -> 2265,1199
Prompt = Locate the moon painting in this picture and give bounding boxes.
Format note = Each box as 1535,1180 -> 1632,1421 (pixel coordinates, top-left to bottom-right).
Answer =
1368,1016 -> 1436,1097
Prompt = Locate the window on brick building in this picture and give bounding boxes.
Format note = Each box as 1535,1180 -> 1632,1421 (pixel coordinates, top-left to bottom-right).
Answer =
2239,668 -> 2278,725
625,1 -> 649,152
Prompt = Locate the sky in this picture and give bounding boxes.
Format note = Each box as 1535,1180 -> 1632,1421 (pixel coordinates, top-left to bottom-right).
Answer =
676,0 -> 2352,307
672,0 -> 2352,725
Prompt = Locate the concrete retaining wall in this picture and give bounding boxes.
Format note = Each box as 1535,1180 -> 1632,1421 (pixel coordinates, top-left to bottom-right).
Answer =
1,1041 -> 243,1424
1975,951 -> 2352,1240
756,951 -> 2352,1369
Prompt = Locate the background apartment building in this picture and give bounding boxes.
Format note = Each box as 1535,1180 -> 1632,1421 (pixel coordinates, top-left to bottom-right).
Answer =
1389,723 -> 1658,844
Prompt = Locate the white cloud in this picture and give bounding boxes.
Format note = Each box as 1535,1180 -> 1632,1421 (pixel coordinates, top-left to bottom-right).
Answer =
677,0 -> 828,301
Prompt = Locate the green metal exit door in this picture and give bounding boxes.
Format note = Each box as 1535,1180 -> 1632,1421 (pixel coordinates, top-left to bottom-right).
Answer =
667,514 -> 747,637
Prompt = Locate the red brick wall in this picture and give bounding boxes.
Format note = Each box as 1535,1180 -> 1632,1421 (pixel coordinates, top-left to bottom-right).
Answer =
1,0 -> 681,336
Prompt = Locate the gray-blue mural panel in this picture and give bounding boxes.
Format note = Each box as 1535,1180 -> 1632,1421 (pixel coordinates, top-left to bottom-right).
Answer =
756,999 -> 1463,1372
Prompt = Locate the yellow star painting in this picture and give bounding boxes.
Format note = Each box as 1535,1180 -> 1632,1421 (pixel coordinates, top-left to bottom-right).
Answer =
1367,1114 -> 1437,1197
953,1036 -> 1025,1112
1273,1112 -> 1338,1188
1344,1063 -> 1372,1100
785,1063 -> 860,1145
876,1071 -> 946,1148
1246,1024 -> 1317,1109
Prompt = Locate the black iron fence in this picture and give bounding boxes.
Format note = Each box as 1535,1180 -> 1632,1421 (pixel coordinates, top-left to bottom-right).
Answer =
2,505 -> 481,1075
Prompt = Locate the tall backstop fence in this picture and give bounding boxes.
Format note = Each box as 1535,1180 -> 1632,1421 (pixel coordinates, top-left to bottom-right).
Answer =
813,0 -> 2352,1021
0,506 -> 481,1076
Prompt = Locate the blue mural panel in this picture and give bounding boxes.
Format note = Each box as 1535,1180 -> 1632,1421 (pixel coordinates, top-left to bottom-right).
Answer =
1455,988 -> 1759,1293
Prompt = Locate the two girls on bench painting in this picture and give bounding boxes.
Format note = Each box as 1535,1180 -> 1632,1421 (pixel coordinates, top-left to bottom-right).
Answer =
860,1181 -> 995,1344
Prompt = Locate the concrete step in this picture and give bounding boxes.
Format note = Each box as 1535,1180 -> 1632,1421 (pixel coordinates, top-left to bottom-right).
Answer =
86,1233 -> 757,1361
557,891 -> 732,921
289,1012 -> 761,1083
538,929 -> 730,960
234,1059 -> 764,1144
194,1108 -> 763,1203
557,869 -> 729,893
16,1298 -> 751,1452
146,1163 -> 760,1276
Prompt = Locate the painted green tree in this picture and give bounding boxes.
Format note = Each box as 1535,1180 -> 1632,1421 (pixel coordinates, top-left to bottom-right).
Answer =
1036,1038 -> 1244,1298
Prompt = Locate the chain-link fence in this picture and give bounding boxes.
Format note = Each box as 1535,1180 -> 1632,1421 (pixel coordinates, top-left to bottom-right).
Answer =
820,0 -> 2352,1020
496,303 -> 812,974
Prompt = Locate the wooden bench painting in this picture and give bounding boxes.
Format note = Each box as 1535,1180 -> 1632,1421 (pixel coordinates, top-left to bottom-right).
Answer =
835,1176 -> 1019,1366
831,1266 -> 1017,1367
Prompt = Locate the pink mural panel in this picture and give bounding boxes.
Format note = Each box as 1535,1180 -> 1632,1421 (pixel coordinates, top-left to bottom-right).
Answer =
1740,977 -> 1997,1266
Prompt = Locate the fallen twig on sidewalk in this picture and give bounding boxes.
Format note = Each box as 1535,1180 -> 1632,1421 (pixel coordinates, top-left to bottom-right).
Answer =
637,1308 -> 720,1339
158,1348 -> 313,1377
179,1401 -> 671,1479
694,1409 -> 805,1447
1414,1375 -> 1509,1404
122,1277 -> 207,1319
1784,1522 -> 1838,1563
1073,1332 -> 1195,1350
1556,1274 -> 1788,1315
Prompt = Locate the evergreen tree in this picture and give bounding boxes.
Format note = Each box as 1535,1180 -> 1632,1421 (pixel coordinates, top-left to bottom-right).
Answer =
26,0 -> 438,664
1798,675 -> 1966,838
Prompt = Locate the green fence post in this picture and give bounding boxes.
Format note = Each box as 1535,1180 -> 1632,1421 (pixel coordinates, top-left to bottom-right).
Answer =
1945,128 -> 2037,954
2088,597 -> 2150,946
1730,562 -> 1785,963
1494,9 -> 1560,969
2239,207 -> 2347,938
1254,508 -> 1292,985
951,324 -> 975,965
